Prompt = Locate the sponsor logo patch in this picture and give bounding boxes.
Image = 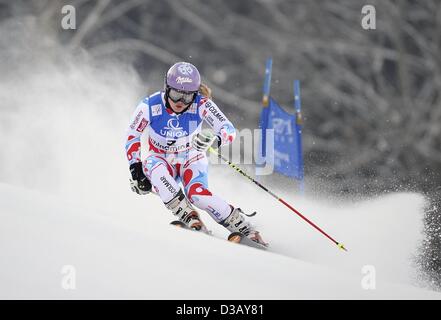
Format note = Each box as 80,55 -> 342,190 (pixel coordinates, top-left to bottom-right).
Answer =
178,64 -> 194,75
130,110 -> 143,129
160,176 -> 177,195
205,115 -> 214,126
207,206 -> 223,220
136,118 -> 148,132
151,104 -> 162,116
176,76 -> 193,84
160,118 -> 189,138
149,138 -> 191,153
206,102 -> 226,122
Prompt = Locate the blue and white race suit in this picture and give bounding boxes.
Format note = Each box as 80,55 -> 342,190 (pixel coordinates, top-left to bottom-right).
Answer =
125,91 -> 236,222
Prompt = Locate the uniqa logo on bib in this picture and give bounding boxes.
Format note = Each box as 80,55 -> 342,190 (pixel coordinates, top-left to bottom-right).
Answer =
160,118 -> 188,138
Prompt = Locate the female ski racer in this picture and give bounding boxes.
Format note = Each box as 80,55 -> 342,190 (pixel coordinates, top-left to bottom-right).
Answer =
125,62 -> 267,246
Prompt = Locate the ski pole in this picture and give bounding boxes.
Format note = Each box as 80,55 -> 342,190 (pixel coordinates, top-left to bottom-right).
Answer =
208,147 -> 347,252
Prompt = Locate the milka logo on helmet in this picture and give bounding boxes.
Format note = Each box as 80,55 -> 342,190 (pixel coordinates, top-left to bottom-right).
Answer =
176,76 -> 193,84
160,118 -> 188,138
178,64 -> 193,75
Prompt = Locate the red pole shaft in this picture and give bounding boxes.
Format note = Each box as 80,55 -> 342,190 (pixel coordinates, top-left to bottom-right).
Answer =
278,198 -> 339,246
210,148 -> 347,251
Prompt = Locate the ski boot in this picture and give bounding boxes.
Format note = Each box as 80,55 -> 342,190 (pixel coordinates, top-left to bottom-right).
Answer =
222,207 -> 268,247
166,189 -> 209,233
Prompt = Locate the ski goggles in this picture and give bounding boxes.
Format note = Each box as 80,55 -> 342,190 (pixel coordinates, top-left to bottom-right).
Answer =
167,88 -> 197,104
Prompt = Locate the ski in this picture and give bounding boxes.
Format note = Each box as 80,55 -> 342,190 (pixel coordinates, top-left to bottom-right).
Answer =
227,232 -> 268,250
170,220 -> 187,228
170,221 -> 268,250
169,220 -> 212,235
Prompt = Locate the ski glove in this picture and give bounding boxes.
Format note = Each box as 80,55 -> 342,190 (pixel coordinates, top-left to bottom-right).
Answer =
129,162 -> 152,195
192,129 -> 221,153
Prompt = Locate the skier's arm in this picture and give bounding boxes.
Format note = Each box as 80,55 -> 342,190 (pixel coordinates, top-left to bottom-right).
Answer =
199,98 -> 236,147
125,98 -> 150,165
125,98 -> 152,194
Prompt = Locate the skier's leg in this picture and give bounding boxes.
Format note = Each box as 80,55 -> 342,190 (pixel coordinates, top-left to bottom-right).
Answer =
144,154 -> 205,230
182,155 -> 267,244
144,154 -> 179,203
181,155 -> 231,222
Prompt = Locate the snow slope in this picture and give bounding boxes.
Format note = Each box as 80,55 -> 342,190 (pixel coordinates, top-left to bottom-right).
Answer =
0,180 -> 440,299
